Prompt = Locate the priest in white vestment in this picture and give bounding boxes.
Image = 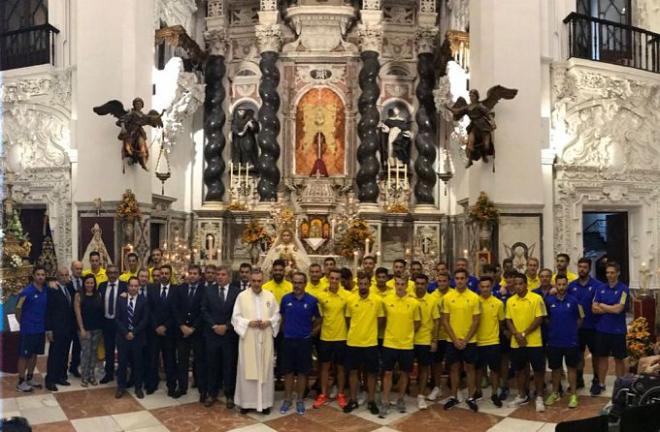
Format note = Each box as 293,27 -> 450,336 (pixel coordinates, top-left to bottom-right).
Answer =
232,270 -> 281,413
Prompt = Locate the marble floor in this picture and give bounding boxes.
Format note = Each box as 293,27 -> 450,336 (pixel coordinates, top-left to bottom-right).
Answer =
0,355 -> 614,432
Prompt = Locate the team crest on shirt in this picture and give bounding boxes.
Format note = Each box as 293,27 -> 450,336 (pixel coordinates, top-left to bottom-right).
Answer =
287,302 -> 293,307
303,303 -> 308,309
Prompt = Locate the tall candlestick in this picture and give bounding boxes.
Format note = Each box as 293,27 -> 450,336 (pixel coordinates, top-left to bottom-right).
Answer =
365,238 -> 370,256
463,249 -> 468,258
353,250 -> 359,275
237,163 -> 241,189
387,161 -> 391,193
396,162 -> 400,189
376,251 -> 381,265
229,162 -> 234,189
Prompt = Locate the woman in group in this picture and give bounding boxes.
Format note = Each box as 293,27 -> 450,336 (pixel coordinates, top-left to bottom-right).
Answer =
74,274 -> 104,386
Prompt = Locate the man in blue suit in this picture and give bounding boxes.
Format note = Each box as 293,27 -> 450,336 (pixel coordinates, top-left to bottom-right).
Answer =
115,276 -> 149,399
98,265 -> 127,383
45,267 -> 76,391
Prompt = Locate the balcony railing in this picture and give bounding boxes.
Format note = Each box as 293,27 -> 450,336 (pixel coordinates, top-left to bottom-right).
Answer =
564,12 -> 659,74
0,24 -> 60,71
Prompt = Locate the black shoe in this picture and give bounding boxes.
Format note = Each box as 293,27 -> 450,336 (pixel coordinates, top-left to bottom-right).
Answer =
57,380 -> 71,386
368,401 -> 379,415
168,389 -> 177,398
135,388 -> 144,399
443,397 -> 459,410
199,393 -> 207,403
466,397 -> 479,412
69,369 -> 81,378
126,380 -> 134,388
46,382 -> 59,392
146,388 -> 156,395
115,389 -> 125,399
204,397 -> 217,408
240,408 -> 250,415
173,389 -> 187,399
343,400 -> 359,413
576,372 -> 585,390
100,376 -> 113,384
473,391 -> 483,401
491,394 -> 502,408
261,407 -> 271,415
226,398 -> 235,409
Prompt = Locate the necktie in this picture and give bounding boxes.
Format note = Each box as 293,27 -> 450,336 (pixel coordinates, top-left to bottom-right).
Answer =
62,285 -> 71,304
139,286 -> 146,298
188,285 -> 196,299
108,283 -> 115,316
219,286 -> 225,306
161,286 -> 167,301
128,298 -> 134,330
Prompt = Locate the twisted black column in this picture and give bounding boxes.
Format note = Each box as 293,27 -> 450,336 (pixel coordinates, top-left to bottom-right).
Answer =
203,55 -> 226,201
414,52 -> 438,204
256,51 -> 281,201
356,51 -> 381,202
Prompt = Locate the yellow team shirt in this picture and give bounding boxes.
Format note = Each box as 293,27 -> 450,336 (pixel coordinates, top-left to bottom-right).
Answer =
414,293 -> 441,346
83,268 -> 108,285
345,294 -> 385,347
383,294 -> 421,350
263,279 -> 293,304
527,274 -> 541,290
317,289 -> 350,342
371,285 -> 393,338
441,288 -> 481,343
306,279 -> 329,299
552,271 -> 578,284
505,291 -> 547,348
477,295 -> 505,346
119,270 -> 138,283
385,278 -> 415,294
430,288 -> 453,341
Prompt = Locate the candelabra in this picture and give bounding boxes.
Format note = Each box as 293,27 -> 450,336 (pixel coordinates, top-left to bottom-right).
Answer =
381,161 -> 411,213
228,162 -> 258,211
162,237 -> 194,282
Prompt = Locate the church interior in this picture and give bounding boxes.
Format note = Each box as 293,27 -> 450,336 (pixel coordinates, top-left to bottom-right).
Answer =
1,0 -> 660,431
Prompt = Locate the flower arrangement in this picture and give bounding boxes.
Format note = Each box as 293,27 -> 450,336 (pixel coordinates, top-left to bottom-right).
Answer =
116,189 -> 141,221
9,254 -> 23,268
241,220 -> 273,249
468,191 -> 499,224
335,217 -> 374,258
626,317 -> 655,369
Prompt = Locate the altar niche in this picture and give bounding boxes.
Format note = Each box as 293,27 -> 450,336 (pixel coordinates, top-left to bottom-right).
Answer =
294,87 -> 346,177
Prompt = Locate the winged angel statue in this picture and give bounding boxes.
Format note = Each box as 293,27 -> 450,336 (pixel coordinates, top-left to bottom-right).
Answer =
93,98 -> 164,171
446,85 -> 518,168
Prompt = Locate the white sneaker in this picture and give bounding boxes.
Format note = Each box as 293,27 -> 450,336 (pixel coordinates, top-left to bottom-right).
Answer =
507,394 -> 530,408
329,385 -> 338,399
535,396 -> 545,412
357,390 -> 367,405
427,386 -> 441,401
16,381 -> 33,392
417,395 -> 428,410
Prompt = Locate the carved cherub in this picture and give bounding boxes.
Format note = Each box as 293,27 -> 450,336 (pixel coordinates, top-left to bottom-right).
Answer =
94,98 -> 164,171
446,85 -> 518,168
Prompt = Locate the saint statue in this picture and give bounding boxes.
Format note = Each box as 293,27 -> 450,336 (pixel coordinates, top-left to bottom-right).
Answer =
261,228 -> 311,278
93,98 -> 164,171
81,223 -> 113,269
446,85 -> 518,168
378,107 -> 413,170
231,108 -> 260,168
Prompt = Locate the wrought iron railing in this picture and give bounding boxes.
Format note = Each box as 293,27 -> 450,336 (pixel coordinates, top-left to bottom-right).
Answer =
564,12 -> 659,74
0,24 -> 60,71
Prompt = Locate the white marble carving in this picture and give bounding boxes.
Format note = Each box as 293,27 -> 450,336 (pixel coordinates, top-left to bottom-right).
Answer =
256,23 -> 283,53
446,0 -> 469,31
415,26 -> 438,55
155,0 -> 197,33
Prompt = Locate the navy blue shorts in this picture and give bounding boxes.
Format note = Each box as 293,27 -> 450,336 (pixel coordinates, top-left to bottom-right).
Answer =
414,344 -> 433,367
445,342 -> 478,365
594,332 -> 627,360
547,346 -> 579,370
281,338 -> 313,375
19,333 -> 45,358
382,347 -> 414,372
433,340 -> 449,363
344,345 -> 380,373
499,333 -> 512,353
477,344 -> 501,371
578,328 -> 596,354
318,340 -> 346,364
511,347 -> 545,373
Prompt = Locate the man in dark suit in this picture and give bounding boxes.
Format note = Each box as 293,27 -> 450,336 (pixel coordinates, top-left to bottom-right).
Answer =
146,264 -> 178,396
234,263 -> 252,292
201,264 -> 240,408
67,260 -> 84,377
98,265 -> 127,384
45,267 -> 76,391
115,276 -> 149,399
174,265 -> 206,401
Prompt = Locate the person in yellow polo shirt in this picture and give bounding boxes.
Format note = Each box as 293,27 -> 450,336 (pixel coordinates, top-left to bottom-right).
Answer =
313,269 -> 350,410
83,251 -> 108,285
119,253 -> 140,282
372,268 -> 393,299
320,257 -> 337,286
553,253 -> 578,283
379,278 -> 421,418
526,257 -> 540,290
343,274 -> 384,415
340,268 -> 357,294
147,248 -> 163,283
428,271 -> 453,402
412,274 -> 440,410
353,256 -> 377,288
505,273 -> 547,412
385,259 -> 415,293
475,276 -> 505,408
263,259 -> 293,385
441,269 -> 481,412
306,263 -> 328,299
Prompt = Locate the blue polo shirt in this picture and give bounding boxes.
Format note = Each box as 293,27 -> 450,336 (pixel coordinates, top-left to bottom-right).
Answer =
533,287 -> 553,344
450,275 -> 480,293
18,283 -> 48,334
568,277 -> 603,330
594,282 -> 629,335
494,287 -> 514,304
427,281 -> 438,293
280,292 -> 320,339
545,294 -> 582,348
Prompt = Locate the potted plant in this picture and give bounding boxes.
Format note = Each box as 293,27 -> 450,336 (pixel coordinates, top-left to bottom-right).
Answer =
468,191 -> 499,249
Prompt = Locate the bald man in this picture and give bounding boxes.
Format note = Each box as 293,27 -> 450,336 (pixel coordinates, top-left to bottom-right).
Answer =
45,267 -> 76,391
68,261 -> 84,377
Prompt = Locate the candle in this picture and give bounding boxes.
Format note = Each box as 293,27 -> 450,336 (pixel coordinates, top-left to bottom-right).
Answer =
463,249 -> 468,258
353,250 -> 359,274
237,163 -> 241,188
641,261 -> 647,270
365,238 -> 370,255
404,164 -> 408,185
229,162 -> 234,188
387,161 -> 391,192
396,163 -> 400,189
376,251 -> 381,264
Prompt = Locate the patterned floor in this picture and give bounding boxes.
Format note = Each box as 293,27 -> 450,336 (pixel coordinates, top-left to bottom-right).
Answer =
0,355 -> 614,432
